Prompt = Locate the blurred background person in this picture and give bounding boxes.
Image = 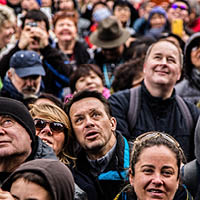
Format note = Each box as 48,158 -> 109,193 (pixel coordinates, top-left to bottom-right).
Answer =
66,63 -> 110,102
176,32 -> 200,106
113,0 -> 138,36
0,5 -> 16,59
52,10 -> 91,65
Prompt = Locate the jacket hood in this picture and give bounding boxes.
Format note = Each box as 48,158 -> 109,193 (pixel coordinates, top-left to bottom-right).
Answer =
2,159 -> 75,200
184,32 -> 200,78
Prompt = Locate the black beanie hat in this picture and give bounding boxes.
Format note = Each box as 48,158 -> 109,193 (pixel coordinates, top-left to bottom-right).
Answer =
0,97 -> 35,148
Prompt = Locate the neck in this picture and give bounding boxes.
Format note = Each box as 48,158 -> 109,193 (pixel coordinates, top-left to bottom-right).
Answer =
0,152 -> 31,172
144,80 -> 174,100
87,133 -> 116,160
58,40 -> 75,54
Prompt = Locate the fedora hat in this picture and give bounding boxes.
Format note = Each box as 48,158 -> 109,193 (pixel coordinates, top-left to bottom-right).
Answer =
90,16 -> 130,49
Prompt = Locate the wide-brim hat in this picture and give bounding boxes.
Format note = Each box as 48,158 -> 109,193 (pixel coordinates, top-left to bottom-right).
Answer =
90,16 -> 130,49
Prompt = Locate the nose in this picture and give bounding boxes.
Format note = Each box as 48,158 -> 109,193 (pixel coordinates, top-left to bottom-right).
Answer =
85,116 -> 95,128
38,124 -> 53,137
161,57 -> 167,65
0,127 -> 6,135
85,77 -> 92,85
151,173 -> 163,186
25,78 -> 34,87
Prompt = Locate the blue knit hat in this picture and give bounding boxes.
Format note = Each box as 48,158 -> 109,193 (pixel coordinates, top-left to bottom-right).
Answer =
148,6 -> 167,21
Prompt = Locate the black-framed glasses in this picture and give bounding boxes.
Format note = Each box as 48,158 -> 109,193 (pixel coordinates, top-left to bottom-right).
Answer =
34,118 -> 65,133
171,3 -> 187,11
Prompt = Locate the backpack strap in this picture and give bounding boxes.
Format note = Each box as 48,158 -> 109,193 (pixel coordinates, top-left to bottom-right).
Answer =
175,95 -> 194,133
127,86 -> 141,133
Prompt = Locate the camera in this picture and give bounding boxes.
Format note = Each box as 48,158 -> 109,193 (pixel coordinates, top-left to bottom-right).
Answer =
26,22 -> 38,27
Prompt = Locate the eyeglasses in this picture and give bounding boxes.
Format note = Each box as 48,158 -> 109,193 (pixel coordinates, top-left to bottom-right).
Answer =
171,3 -> 187,11
34,118 -> 65,133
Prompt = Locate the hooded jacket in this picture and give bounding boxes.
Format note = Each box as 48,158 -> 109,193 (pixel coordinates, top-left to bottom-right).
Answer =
176,32 -> 200,105
2,159 -> 75,200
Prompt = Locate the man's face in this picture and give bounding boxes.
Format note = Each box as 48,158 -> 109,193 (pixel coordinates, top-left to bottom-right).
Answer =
69,97 -> 116,159
24,19 -> 47,51
0,115 -> 32,158
143,41 -> 181,90
102,45 -> 124,62
8,70 -> 42,97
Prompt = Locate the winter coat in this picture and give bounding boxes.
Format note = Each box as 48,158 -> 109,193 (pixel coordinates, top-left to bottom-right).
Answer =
109,82 -> 200,161
74,133 -> 131,200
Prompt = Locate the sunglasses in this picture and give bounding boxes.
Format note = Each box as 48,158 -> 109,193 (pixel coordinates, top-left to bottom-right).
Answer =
171,3 -> 187,11
34,118 -> 65,133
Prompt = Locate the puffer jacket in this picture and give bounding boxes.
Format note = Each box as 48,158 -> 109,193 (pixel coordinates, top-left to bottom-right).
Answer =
176,32 -> 200,105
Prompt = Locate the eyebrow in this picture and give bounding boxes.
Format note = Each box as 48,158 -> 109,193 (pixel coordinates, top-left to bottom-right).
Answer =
73,108 -> 98,117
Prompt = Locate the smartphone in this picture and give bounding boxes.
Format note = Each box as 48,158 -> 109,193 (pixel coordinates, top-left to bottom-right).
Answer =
171,19 -> 183,38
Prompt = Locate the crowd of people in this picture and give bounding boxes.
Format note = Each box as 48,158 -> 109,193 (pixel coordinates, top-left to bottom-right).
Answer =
1,0 -> 200,199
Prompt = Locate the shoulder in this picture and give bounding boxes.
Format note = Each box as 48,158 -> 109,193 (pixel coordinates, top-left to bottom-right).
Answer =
109,89 -> 130,104
34,136 -> 57,160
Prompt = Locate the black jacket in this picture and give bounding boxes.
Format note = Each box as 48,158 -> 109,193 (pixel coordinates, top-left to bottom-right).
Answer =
74,133 -> 131,200
109,83 -> 200,161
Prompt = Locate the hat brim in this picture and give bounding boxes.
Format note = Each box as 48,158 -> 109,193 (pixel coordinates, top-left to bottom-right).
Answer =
15,65 -> 46,78
90,29 -> 130,49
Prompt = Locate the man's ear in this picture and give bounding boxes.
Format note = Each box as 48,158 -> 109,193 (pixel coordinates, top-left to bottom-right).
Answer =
110,117 -> 117,132
7,69 -> 13,79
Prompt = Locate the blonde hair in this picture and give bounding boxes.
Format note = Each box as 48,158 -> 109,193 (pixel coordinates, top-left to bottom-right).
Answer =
29,103 -> 76,166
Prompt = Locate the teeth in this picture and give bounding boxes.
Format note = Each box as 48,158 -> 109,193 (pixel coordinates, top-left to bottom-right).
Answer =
149,189 -> 162,193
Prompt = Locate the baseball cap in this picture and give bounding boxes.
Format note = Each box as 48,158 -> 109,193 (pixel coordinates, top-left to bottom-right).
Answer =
9,50 -> 46,78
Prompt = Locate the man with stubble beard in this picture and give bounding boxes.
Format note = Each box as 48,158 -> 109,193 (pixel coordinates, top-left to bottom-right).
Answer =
0,50 -> 45,107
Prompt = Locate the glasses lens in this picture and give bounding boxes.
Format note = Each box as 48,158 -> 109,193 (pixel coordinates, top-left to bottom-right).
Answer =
171,4 -> 187,10
50,122 -> 65,132
171,4 -> 178,9
180,5 -> 187,10
34,119 -> 46,130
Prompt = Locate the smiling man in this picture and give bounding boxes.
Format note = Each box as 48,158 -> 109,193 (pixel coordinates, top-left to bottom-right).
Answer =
109,39 -> 200,162
65,90 -> 132,200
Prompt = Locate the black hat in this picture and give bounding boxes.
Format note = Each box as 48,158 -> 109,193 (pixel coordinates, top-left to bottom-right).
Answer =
0,97 -> 35,148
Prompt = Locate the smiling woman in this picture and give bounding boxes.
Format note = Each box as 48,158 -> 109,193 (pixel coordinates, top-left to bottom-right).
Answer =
114,131 -> 193,200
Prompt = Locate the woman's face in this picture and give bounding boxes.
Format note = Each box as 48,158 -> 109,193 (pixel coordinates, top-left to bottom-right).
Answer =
129,145 -> 179,200
54,18 -> 77,43
11,178 -> 51,200
190,44 -> 200,69
34,117 -> 65,155
114,5 -> 131,24
0,21 -> 15,49
150,13 -> 166,29
75,70 -> 104,93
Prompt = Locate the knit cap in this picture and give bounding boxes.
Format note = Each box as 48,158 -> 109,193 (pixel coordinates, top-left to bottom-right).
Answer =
0,97 -> 36,148
148,6 -> 167,21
